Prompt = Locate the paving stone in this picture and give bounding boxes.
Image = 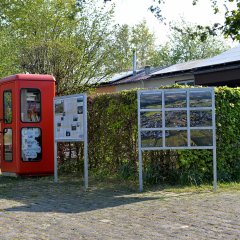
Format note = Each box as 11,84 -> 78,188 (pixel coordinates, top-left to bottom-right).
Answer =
0,177 -> 240,239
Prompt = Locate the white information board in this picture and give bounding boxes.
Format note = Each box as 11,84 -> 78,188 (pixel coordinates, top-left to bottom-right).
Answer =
138,88 -> 217,192
53,93 -> 88,188
54,95 -> 84,141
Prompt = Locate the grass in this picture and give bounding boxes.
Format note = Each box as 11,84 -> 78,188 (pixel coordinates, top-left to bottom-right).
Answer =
0,173 -> 239,197
144,182 -> 240,194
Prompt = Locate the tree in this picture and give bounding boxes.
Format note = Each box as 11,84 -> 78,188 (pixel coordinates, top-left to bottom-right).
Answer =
150,19 -> 230,66
108,20 -> 157,73
150,43 -> 173,67
0,27 -> 20,77
150,0 -> 240,41
0,0 -> 116,94
107,24 -> 133,73
131,20 -> 156,68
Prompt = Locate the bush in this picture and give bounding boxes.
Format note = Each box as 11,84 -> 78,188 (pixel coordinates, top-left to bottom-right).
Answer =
59,86 -> 240,185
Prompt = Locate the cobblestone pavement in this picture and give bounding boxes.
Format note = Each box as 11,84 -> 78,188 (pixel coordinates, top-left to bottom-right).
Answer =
0,176 -> 239,240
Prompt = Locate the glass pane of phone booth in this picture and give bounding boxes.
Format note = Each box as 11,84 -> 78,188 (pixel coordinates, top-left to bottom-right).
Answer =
4,128 -> 13,162
21,128 -> 42,161
21,89 -> 41,122
4,90 -> 12,124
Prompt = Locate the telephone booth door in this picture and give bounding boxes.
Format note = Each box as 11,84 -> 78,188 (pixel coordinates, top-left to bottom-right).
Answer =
0,82 -> 16,174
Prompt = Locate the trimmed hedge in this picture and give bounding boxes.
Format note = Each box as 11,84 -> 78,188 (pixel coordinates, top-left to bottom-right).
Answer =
59,86 -> 240,185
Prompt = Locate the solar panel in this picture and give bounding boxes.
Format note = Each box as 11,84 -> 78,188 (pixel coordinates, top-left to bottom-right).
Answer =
151,45 -> 240,76
197,45 -> 240,68
151,59 -> 204,75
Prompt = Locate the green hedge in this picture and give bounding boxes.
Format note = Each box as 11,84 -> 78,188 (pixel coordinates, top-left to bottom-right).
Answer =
59,86 -> 240,185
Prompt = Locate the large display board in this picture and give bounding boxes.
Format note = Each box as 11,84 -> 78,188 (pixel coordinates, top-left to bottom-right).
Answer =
53,93 -> 88,188
138,88 -> 216,191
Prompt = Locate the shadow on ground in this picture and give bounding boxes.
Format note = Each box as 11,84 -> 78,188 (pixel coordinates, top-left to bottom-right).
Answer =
0,175 -> 161,214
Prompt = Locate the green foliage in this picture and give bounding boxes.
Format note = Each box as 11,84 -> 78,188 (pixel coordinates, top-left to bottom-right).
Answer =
109,20 -> 156,72
0,0 -> 116,94
177,150 -> 213,185
150,0 -> 240,41
215,87 -> 240,181
0,27 -> 20,76
88,91 -> 138,175
109,24 -> 132,72
0,1 -> 231,85
130,20 -> 156,68
151,19 -> 230,66
59,86 -> 240,186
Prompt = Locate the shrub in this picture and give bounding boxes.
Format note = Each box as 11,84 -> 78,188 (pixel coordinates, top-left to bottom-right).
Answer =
59,86 -> 240,185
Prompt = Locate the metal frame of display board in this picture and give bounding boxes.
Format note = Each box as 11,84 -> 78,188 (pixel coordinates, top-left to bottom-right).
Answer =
137,88 -> 217,192
53,93 -> 88,189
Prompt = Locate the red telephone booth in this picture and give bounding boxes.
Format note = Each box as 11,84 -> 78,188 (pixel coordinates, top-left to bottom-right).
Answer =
0,74 -> 55,176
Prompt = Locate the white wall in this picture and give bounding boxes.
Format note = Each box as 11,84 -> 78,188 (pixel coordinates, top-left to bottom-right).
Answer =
115,74 -> 195,92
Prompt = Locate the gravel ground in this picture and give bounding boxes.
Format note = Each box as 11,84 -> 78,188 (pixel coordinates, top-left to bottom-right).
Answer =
0,176 -> 239,240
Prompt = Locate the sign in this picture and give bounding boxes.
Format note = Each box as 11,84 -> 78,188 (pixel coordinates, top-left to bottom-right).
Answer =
54,94 -> 85,142
53,93 -> 88,189
137,88 -> 217,192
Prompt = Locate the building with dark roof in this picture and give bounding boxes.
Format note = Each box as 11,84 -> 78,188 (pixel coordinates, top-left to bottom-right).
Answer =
95,66 -> 166,93
194,45 -> 240,87
96,45 -> 240,93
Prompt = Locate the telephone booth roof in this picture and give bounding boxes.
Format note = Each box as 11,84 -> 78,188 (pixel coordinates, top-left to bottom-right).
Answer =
0,74 -> 56,83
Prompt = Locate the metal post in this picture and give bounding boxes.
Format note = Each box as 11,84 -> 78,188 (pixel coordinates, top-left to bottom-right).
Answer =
212,88 -> 217,192
162,91 -> 165,148
54,141 -> 58,182
53,99 -> 58,183
137,92 -> 143,192
187,89 -> 191,147
213,148 -> 217,192
83,94 -> 88,189
139,150 -> 143,192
